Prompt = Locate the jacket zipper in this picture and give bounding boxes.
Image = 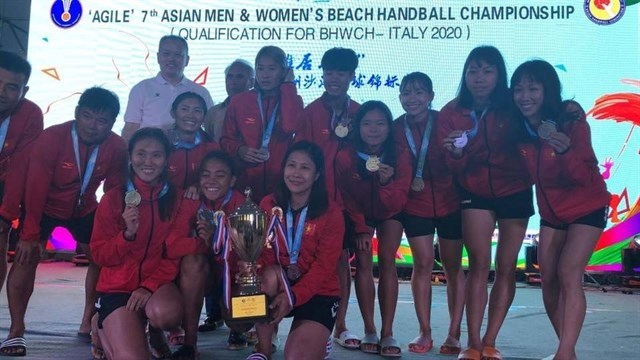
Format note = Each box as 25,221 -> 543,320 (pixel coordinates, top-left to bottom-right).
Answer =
536,145 -> 562,224
138,188 -> 155,285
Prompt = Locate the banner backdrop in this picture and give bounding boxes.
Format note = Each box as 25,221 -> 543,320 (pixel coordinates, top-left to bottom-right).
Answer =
29,0 -> 639,270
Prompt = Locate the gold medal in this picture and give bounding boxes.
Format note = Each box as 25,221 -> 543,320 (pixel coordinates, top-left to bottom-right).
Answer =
334,123 -> 349,138
124,190 -> 141,206
537,121 -> 557,140
411,177 -> 425,192
365,156 -> 380,172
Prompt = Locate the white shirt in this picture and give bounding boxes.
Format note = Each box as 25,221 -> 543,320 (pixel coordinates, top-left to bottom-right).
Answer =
123,73 -> 214,130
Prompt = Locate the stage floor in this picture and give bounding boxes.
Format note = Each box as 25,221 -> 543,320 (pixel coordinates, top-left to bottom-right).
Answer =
1,261 -> 638,359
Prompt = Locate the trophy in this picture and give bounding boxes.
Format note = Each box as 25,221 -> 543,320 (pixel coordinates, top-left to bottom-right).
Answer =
226,188 -> 269,321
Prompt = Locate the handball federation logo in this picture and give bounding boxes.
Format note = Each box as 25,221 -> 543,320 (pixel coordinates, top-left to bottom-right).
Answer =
584,0 -> 626,25
51,0 -> 83,29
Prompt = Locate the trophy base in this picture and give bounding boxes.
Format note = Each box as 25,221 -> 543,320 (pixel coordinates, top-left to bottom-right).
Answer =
230,293 -> 268,321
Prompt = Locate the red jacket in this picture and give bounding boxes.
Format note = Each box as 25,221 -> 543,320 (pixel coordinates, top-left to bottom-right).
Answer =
167,133 -> 220,189
438,100 -> 531,198
0,99 -> 44,221
393,111 -> 459,218
335,145 -> 412,236
220,83 -> 304,201
91,177 -> 181,293
517,118 -> 610,225
299,94 -> 360,202
166,189 -> 245,258
21,121 -> 128,241
258,194 -> 344,307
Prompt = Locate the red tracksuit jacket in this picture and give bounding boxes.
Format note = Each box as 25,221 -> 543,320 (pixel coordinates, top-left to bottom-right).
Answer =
393,110 -> 459,218
258,194 -> 344,307
21,121 -> 128,241
166,189 -> 245,258
91,177 -> 180,293
335,145 -> 412,236
299,93 -> 360,203
0,99 -> 44,221
517,117 -> 610,226
220,83 -> 304,202
438,99 -> 531,198
167,131 -> 220,190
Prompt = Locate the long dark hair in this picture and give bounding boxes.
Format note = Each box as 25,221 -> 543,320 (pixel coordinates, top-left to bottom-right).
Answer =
456,45 -> 510,110
510,59 -> 582,142
352,101 -> 397,173
127,128 -> 177,221
274,141 -> 328,220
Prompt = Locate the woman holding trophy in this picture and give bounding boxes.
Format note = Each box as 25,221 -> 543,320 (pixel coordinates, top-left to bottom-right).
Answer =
232,141 -> 344,360
90,128 -> 182,360
166,150 -> 246,359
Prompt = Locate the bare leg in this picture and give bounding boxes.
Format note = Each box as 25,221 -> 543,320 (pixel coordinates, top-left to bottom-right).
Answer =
537,226 -> 567,338
285,320 -> 331,360
554,224 -> 602,360
354,241 -> 376,339
332,249 -> 355,341
461,209 -> 495,352
178,254 -> 209,347
6,248 -> 41,339
99,307 -> 149,360
0,232 -> 8,294
78,242 -> 100,335
377,220 -> 403,340
438,237 -> 465,348
406,233 -> 435,350
482,218 -> 528,347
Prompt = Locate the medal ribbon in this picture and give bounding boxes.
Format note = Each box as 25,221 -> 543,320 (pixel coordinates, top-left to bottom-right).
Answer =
330,96 -> 351,131
71,123 -> 99,199
403,114 -> 433,179
356,151 -> 383,163
0,116 -> 11,151
212,212 -> 232,310
266,212 -> 295,308
467,107 -> 488,140
174,131 -> 202,150
126,179 -> 169,199
257,92 -> 280,149
285,206 -> 308,264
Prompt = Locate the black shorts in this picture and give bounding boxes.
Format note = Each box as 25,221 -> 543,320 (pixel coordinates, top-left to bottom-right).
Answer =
286,295 -> 339,331
0,182 -> 21,246
541,207 -> 608,230
95,293 -> 131,329
395,211 -> 462,239
40,211 -> 96,244
460,188 -> 534,219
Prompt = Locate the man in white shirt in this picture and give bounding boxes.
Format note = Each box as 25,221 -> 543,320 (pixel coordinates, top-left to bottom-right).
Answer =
121,35 -> 214,142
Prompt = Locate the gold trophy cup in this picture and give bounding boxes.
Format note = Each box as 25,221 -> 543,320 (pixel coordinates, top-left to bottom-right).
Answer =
227,188 -> 269,321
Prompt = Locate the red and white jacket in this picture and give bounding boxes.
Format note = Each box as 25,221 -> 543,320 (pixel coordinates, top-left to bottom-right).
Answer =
167,131 -> 220,190
91,177 -> 181,293
20,121 -> 128,241
220,83 -> 304,202
393,110 -> 459,218
517,117 -> 610,225
258,194 -> 344,307
438,99 -> 532,198
0,99 -> 44,222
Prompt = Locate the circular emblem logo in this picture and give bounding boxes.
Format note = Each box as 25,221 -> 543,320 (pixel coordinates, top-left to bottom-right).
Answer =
584,0 -> 626,25
50,0 -> 83,29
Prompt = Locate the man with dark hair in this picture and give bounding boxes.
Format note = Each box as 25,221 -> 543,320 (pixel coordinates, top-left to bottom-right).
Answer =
204,58 -> 254,142
0,50 -> 44,295
121,35 -> 214,142
298,47 -> 362,353
0,87 -> 128,356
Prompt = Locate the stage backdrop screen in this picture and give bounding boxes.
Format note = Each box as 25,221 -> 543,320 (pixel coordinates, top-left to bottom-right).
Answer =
27,0 -> 639,270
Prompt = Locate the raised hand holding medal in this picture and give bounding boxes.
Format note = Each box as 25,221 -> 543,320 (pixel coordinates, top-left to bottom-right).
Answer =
537,120 -> 557,140
365,155 -> 381,172
124,189 -> 141,207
